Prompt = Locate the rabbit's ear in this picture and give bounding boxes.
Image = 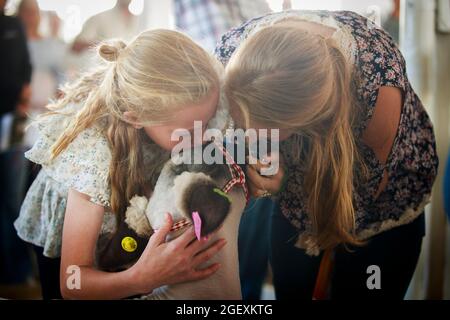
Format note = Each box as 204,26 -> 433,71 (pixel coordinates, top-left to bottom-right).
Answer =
125,196 -> 153,237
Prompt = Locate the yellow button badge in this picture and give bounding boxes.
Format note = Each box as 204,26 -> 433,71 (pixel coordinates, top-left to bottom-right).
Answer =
121,236 -> 137,253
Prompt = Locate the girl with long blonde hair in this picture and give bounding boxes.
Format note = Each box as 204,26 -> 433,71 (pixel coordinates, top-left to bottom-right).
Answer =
218,10 -> 437,299
15,29 -> 227,299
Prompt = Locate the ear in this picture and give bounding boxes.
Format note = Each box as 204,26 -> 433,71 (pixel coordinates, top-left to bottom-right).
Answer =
123,111 -> 143,129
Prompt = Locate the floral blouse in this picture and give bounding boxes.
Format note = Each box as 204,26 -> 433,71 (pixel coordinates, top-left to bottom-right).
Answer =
14,104 -> 112,258
214,10 -> 439,255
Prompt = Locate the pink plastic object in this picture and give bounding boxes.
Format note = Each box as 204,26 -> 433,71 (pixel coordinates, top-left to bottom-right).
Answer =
192,211 -> 203,241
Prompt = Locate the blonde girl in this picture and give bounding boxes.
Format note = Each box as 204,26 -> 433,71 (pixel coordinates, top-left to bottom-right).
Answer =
15,29 -> 227,299
217,10 -> 438,299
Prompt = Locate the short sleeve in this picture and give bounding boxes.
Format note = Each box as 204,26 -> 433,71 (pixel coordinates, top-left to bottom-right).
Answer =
343,11 -> 407,136
24,112 -> 112,207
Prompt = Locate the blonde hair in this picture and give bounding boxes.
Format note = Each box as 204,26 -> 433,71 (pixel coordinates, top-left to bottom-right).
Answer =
44,29 -> 221,218
225,25 -> 366,250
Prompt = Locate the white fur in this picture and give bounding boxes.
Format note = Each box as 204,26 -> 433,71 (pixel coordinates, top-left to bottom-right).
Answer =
125,196 -> 152,237
144,161 -> 182,230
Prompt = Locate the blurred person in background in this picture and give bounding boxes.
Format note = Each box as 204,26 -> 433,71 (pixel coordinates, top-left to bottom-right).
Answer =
383,0 -> 400,43
282,0 -> 292,10
71,0 -> 140,54
174,0 -> 272,52
0,0 -> 34,288
18,2 -> 66,99
0,0 -> 31,119
18,0 -> 67,146
48,11 -> 61,39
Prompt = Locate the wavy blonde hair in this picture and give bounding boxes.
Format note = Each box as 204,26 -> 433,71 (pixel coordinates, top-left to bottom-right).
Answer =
224,24 -> 367,250
43,29 -> 221,218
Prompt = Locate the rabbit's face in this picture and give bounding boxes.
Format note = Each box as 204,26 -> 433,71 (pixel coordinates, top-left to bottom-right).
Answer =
170,141 -> 246,239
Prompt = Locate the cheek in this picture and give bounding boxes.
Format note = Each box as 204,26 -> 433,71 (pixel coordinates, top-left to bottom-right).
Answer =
143,127 -> 175,151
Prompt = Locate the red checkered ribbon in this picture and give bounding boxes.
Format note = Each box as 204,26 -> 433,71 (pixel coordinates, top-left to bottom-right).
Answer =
153,218 -> 192,233
214,142 -> 249,204
154,218 -> 192,233
170,219 -> 192,232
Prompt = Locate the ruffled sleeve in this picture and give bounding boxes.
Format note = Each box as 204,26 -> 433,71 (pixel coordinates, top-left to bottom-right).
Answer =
24,111 -> 112,207
15,109 -> 112,257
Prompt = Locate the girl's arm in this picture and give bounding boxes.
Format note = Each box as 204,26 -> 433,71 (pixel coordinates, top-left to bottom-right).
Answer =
60,189 -> 227,300
361,86 -> 402,199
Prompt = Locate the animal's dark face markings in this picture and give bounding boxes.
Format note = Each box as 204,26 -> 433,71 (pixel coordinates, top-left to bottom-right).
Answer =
173,142 -> 235,237
186,183 -> 231,237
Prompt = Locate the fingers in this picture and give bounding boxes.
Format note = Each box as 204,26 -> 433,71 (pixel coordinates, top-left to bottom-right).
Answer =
170,226 -> 197,249
190,263 -> 221,281
247,168 -> 266,198
247,164 -> 269,183
185,234 -> 219,255
246,165 -> 270,191
246,164 -> 285,196
247,155 -> 270,173
248,159 -> 284,181
192,239 -> 227,266
148,213 -> 173,247
247,177 -> 264,198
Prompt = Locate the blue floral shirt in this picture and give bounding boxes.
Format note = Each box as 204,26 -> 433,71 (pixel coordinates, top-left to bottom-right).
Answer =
214,10 -> 438,255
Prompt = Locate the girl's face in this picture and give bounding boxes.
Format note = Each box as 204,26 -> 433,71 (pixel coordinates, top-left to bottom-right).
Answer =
143,88 -> 220,151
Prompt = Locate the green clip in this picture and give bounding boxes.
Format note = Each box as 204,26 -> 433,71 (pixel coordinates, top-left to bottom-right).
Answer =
213,188 -> 232,203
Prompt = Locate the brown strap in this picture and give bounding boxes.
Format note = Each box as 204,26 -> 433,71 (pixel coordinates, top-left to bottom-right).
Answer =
312,248 -> 335,300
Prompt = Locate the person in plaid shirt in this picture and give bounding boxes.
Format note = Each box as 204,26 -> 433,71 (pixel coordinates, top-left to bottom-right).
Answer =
174,0 -> 271,52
